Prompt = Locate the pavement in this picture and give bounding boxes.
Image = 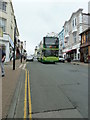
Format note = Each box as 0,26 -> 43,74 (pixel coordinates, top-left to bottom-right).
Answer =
70,61 -> 88,66
2,59 -> 26,119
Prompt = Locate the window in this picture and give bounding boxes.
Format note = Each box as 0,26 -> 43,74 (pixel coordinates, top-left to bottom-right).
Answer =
62,33 -> 63,39
86,32 -> 88,42
72,20 -> 74,28
44,37 -> 59,48
82,35 -> 84,44
79,36 -> 81,41
0,1 -> 2,10
79,13 -> 82,23
75,18 -> 76,26
88,31 -> 90,41
75,53 -> 76,59
72,18 -> 77,28
0,18 -> 6,32
0,2 -> 7,12
44,50 -> 59,57
2,2 -> 7,11
65,26 -> 69,35
83,34 -> 86,43
78,53 -> 80,59
73,32 -> 77,43
79,26 -> 82,34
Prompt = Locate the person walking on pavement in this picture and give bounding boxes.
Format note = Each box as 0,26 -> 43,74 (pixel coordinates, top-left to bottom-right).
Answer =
0,45 -> 6,77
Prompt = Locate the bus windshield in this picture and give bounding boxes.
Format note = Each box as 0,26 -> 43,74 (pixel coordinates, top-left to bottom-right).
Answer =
44,50 -> 58,57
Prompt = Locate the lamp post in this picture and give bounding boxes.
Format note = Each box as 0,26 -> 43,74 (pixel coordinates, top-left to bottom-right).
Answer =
21,41 -> 23,63
13,25 -> 16,70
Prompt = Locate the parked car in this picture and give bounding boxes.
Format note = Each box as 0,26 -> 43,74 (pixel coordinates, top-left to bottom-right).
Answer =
26,55 -> 33,62
59,56 -> 65,63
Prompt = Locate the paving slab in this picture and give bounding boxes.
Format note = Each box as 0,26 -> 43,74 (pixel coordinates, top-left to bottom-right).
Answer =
32,109 -> 83,118
2,59 -> 26,118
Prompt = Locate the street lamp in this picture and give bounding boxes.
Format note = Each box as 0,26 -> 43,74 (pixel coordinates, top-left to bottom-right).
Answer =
21,41 -> 23,63
13,22 -> 16,70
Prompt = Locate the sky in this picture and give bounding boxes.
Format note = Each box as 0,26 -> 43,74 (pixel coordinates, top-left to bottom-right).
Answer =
12,0 -> 89,55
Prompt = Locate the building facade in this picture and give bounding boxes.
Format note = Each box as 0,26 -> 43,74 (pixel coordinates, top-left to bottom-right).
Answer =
58,27 -> 64,56
0,0 -> 19,62
60,9 -> 89,61
80,28 -> 90,63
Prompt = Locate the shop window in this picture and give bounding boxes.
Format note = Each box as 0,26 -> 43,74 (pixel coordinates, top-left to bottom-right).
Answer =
75,53 -> 76,59
88,31 -> 90,41
83,34 -> 86,43
86,47 -> 88,55
82,35 -> 84,44
86,32 -> 88,42
78,53 -> 80,59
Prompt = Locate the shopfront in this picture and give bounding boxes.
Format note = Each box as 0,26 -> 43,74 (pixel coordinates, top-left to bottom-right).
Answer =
66,49 -> 77,60
80,45 -> 90,63
80,28 -> 90,63
0,33 -> 14,62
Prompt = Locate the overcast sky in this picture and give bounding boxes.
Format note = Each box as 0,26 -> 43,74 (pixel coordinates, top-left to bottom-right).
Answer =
12,0 -> 89,55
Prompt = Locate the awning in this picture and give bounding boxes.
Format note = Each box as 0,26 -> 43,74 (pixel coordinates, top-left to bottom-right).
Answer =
64,48 -> 76,53
66,50 -> 72,53
63,50 -> 71,54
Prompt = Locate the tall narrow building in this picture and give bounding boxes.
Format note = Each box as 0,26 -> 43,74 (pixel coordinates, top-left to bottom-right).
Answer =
0,0 -> 19,62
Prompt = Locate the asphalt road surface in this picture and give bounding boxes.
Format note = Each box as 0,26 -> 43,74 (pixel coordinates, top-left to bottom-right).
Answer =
8,61 -> 88,119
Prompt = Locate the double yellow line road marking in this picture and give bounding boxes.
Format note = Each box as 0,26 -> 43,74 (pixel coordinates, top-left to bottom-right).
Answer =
24,69 -> 32,119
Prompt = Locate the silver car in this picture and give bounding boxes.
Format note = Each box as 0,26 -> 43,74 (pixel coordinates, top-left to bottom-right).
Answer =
26,55 -> 33,62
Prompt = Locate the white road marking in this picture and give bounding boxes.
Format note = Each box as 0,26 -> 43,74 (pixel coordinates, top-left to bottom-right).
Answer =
22,64 -> 26,70
19,64 -> 23,69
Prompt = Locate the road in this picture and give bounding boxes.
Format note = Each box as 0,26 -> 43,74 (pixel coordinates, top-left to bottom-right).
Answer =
7,61 -> 88,119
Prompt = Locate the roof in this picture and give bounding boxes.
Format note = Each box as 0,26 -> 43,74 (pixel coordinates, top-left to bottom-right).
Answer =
64,8 -> 83,26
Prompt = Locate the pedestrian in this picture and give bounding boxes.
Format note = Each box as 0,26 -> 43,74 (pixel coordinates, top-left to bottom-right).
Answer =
0,45 -> 6,77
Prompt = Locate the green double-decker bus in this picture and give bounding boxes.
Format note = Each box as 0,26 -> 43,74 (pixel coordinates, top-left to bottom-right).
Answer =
38,36 -> 59,63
